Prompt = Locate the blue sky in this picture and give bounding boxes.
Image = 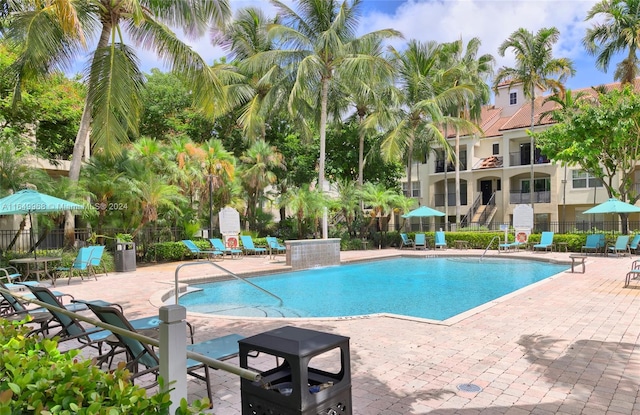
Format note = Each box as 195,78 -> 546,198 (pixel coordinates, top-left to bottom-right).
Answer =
130,0 -> 616,94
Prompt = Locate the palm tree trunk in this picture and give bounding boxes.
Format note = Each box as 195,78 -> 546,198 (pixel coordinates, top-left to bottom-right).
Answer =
358,115 -> 365,187
529,87 -> 535,213
406,131 -> 415,211
455,131 -> 461,227
64,21 -> 113,247
319,77 -> 329,239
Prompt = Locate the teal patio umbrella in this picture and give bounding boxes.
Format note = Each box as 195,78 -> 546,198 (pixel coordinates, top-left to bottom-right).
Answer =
402,205 -> 445,231
583,198 -> 640,214
0,189 -> 84,258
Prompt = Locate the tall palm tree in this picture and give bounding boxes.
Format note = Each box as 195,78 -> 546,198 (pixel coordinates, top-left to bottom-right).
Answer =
584,0 -> 640,85
494,27 -> 575,211
3,0 -> 231,243
247,0 -> 401,238
213,7 -> 288,142
381,40 -> 476,204
441,37 -> 494,227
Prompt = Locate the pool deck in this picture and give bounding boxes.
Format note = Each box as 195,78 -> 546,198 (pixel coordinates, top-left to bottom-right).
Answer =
52,248 -> 639,414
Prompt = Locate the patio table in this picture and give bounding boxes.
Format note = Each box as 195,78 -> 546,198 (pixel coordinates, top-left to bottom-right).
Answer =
9,256 -> 62,285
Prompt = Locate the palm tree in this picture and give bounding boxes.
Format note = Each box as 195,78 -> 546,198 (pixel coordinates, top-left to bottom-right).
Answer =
494,27 -> 575,210
213,7 -> 288,142
239,140 -> 286,230
441,37 -> 494,228
584,0 -> 640,85
381,40 -> 476,203
358,182 -> 401,233
248,0 -> 401,238
3,0 -> 232,244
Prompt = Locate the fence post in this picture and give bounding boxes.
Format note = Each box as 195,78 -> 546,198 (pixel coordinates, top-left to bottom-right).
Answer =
159,304 -> 188,413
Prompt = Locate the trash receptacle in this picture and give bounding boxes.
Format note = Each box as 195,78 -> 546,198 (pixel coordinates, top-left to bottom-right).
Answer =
114,242 -> 136,272
239,325 -> 351,415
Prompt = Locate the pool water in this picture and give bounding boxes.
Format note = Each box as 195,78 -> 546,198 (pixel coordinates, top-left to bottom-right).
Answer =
178,257 -> 568,320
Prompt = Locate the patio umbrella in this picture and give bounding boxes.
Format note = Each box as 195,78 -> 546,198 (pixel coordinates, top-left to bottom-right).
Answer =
401,205 -> 445,231
0,189 -> 84,258
583,198 -> 640,214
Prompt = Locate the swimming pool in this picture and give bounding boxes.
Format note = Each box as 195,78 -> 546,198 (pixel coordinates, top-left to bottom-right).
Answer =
178,257 -> 568,320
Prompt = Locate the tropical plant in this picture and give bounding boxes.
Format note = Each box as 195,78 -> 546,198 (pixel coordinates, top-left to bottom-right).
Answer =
380,39 -> 476,200
358,182 -> 402,232
494,27 -> 575,210
440,37 -> 494,227
279,185 -> 327,238
584,0 -> 640,85
2,0 -> 232,244
248,0 -> 401,237
239,140 -> 286,230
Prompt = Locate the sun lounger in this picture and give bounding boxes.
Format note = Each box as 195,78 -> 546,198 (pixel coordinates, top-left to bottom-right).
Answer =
182,239 -> 223,261
210,238 -> 243,258
581,234 -> 605,255
414,233 -> 427,250
498,241 -> 522,253
240,235 -> 267,256
607,235 -> 630,257
533,232 -> 554,252
434,231 -> 447,249
400,233 -> 414,249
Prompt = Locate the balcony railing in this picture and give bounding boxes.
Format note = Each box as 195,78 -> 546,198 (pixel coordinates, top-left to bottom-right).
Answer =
509,152 -> 550,167
509,190 -> 551,204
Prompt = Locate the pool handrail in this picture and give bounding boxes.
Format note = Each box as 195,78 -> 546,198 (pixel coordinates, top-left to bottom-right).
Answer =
173,261 -> 283,307
482,236 -> 502,260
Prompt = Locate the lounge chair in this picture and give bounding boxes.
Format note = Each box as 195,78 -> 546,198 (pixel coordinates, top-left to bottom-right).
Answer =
240,235 -> 267,256
0,282 -> 56,335
625,259 -> 640,287
23,285 -> 114,359
498,241 -> 522,253
533,232 -> 554,252
581,234 -> 605,255
182,240 -> 223,261
607,235 -> 630,257
55,246 -> 96,285
85,303 -> 244,403
400,233 -> 414,249
265,236 -> 286,257
209,238 -> 243,258
434,231 -> 447,249
414,233 -> 427,250
629,234 -> 640,255
88,245 -> 108,276
0,266 -> 39,291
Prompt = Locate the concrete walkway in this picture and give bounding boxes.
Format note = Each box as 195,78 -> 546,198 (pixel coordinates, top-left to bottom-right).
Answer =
54,248 -> 639,414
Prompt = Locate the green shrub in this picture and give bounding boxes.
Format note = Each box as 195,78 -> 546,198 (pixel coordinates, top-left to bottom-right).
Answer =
0,319 -> 209,414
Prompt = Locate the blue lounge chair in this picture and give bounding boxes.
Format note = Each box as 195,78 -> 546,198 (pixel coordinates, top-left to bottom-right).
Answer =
625,259 -> 640,287
55,246 -> 96,285
88,245 -> 108,276
434,231 -> 447,249
265,236 -> 286,257
629,234 -> 640,255
210,238 -> 243,258
182,240 -> 223,261
240,235 -> 267,256
498,241 -> 522,253
0,266 -> 39,291
414,233 -> 427,250
581,234 -> 605,255
24,285 -> 113,359
400,233 -> 414,249
86,303 -> 244,403
608,235 -> 630,257
533,232 -> 554,252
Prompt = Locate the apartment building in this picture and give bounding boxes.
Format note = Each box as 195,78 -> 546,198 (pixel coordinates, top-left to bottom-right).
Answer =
402,81 -> 640,232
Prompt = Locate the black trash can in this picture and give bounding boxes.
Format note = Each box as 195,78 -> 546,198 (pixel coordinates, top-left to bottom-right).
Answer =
114,242 -> 136,272
239,326 -> 351,415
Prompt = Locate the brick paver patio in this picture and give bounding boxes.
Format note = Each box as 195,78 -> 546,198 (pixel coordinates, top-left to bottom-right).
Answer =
52,248 -> 639,414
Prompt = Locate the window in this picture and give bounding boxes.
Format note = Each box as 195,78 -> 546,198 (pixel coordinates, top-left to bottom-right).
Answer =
402,182 -> 421,198
509,92 -> 517,105
492,143 -> 499,155
572,170 -> 603,189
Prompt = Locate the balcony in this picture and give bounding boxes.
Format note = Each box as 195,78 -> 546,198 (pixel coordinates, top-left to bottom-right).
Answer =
510,190 -> 551,204
434,193 -> 468,207
509,151 -> 550,167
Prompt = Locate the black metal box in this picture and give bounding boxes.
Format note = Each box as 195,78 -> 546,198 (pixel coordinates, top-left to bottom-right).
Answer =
239,326 -> 351,415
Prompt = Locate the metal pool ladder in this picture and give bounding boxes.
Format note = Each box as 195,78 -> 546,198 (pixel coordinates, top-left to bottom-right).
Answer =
173,261 -> 283,306
481,236 -> 501,260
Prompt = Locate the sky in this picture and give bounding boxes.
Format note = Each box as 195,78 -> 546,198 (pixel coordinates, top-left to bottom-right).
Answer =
130,0 -> 616,95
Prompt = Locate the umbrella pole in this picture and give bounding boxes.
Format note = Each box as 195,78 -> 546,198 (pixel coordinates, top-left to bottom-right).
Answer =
30,212 -> 37,260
